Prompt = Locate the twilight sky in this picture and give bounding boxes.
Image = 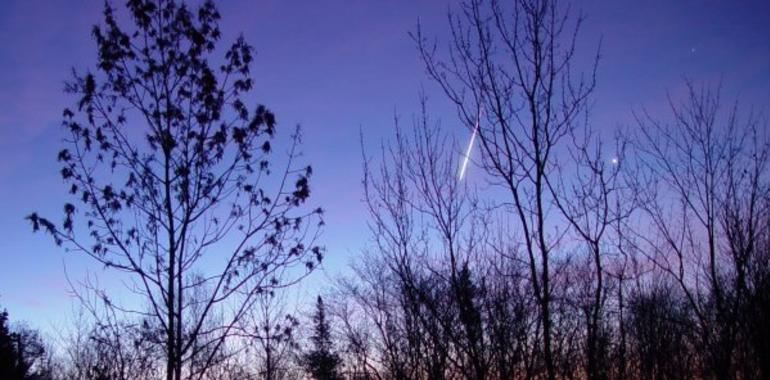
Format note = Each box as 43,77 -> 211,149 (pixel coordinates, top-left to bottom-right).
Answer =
1,0 -> 769,332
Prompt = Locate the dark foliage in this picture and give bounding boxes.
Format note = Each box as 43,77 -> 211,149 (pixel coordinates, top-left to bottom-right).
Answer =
303,297 -> 342,380
0,307 -> 49,380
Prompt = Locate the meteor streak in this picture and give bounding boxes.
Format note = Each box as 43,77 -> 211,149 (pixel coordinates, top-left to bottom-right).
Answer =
459,115 -> 479,181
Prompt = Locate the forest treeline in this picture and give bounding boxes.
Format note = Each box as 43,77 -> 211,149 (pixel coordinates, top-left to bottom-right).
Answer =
4,0 -> 769,379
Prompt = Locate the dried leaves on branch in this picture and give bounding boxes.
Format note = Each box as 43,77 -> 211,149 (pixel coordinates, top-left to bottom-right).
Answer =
27,1 -> 323,379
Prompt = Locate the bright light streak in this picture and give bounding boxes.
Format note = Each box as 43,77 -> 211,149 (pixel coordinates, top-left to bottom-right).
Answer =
459,118 -> 479,181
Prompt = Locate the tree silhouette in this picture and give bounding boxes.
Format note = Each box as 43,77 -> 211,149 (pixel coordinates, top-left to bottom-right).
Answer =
303,296 -> 342,380
0,307 -> 49,380
415,1 -> 599,378
631,80 -> 770,378
627,283 -> 693,380
26,1 -> 323,379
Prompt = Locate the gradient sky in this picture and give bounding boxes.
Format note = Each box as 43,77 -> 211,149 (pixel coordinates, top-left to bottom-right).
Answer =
1,0 -> 769,333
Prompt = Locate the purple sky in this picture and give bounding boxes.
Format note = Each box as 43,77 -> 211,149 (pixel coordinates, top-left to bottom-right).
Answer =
1,0 -> 769,332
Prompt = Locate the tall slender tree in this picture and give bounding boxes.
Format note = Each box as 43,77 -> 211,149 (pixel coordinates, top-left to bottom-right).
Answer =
27,1 -> 323,379
415,1 -> 598,378
303,296 -> 342,380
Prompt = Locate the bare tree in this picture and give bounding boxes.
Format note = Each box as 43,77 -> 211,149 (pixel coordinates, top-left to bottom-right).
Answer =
55,308 -> 160,380
626,281 -> 694,380
241,289 -> 299,380
547,133 -> 629,379
631,80 -> 769,378
27,1 -> 323,379
415,0 -> 598,378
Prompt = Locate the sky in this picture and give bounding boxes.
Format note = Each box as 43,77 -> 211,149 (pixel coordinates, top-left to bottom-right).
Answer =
0,0 -> 769,333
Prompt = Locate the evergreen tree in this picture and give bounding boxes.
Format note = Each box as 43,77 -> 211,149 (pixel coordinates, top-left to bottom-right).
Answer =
303,296 -> 342,380
0,307 -> 48,380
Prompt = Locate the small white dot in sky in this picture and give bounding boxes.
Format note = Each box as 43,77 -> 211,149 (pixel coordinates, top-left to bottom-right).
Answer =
611,157 -> 619,165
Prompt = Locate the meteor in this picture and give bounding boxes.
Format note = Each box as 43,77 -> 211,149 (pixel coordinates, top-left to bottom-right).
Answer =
458,113 -> 480,181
